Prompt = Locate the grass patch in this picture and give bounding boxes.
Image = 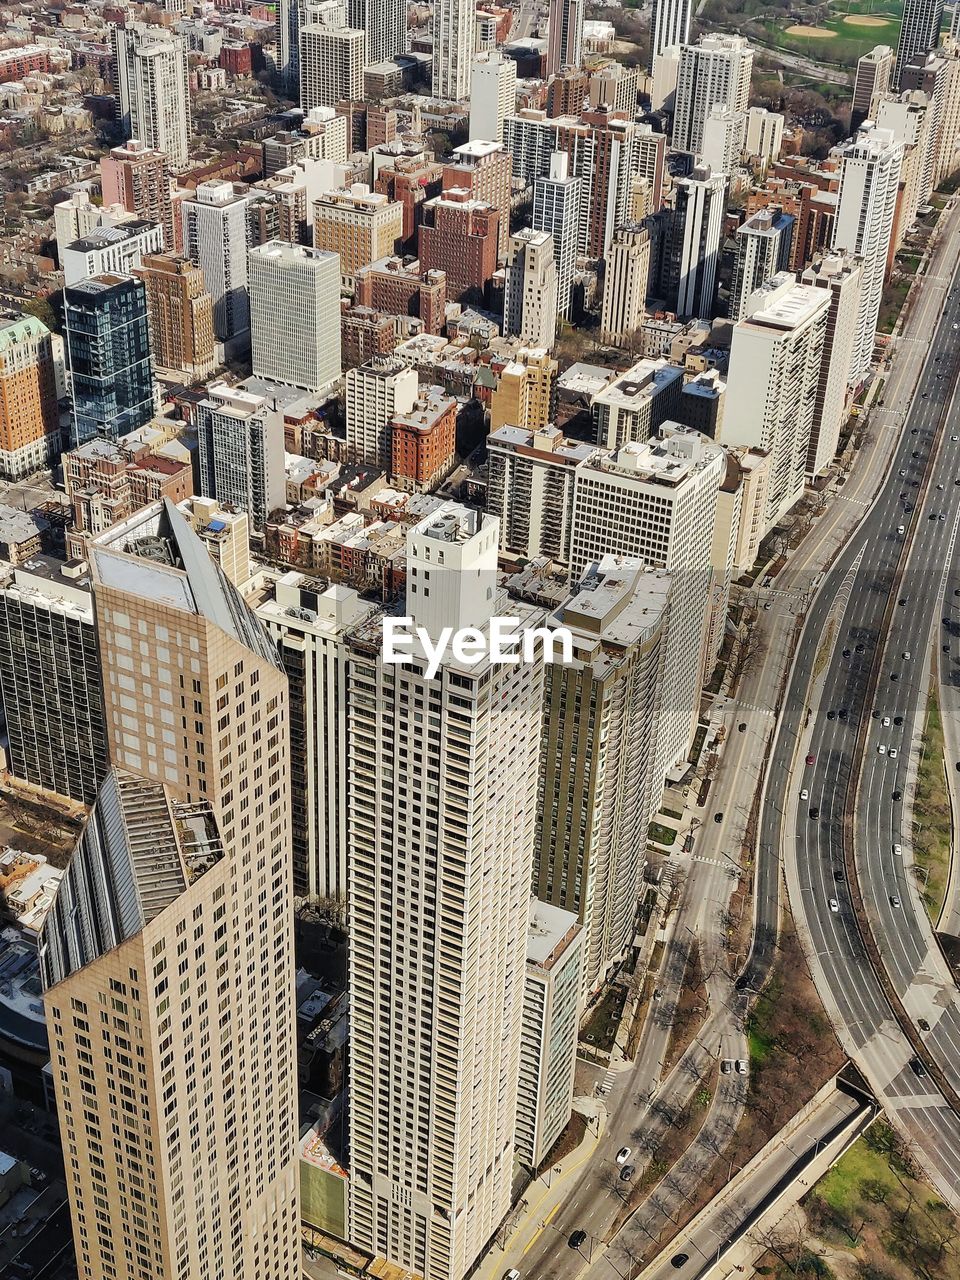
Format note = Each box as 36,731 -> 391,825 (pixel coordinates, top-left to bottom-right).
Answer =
661,806 -> 684,821
580,983 -> 627,1053
648,821 -> 678,846
878,278 -> 911,333
913,691 -> 951,920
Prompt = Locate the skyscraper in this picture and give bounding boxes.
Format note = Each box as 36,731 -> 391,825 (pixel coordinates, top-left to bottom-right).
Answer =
345,353 -> 418,468
600,222 -> 652,344
729,207 -> 795,322
0,313 -> 61,479
133,252 -> 216,381
547,0 -> 584,76
504,228 -> 559,348
672,34 -> 753,158
532,151 -> 581,320
248,240 -> 341,390
852,45 -> 894,131
432,0 -> 475,99
721,273 -> 829,527
831,123 -> 903,387
569,426 -> 726,773
895,0 -> 945,88
195,383 -> 287,530
469,50 -> 518,144
64,274 -> 157,446
649,0 -> 691,71
277,0 -> 304,90
665,166 -> 727,319
300,17 -> 365,109
111,24 -> 191,169
801,254 -> 864,476
100,140 -> 174,249
486,422 -> 593,562
181,181 -> 253,341
347,0 -> 406,63
346,503 -> 547,1280
40,498 -> 300,1280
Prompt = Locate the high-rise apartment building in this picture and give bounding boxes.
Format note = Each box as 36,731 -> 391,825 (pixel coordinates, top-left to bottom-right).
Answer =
100,139 -> 174,249
672,34 -> 753,158
345,353 -> 418,468
504,228 -> 559,348
257,571 -> 377,900
600,222 -> 652,344
469,50 -> 518,143
895,0 -> 945,88
721,273 -> 829,528
196,382 -> 287,529
743,106 -> 785,170
442,140 -> 512,257
517,903 -> 584,1166
729,207 -> 795,323
300,19 -> 365,109
0,314 -> 61,480
800,253 -> 863,476
664,165 -> 726,319
355,256 -> 447,334
489,347 -> 559,433
263,109 -> 349,177
134,252 -> 216,381
277,0 -> 303,89
535,560 -> 671,988
877,93 -> 936,249
313,185 -> 404,288
532,151 -> 581,320
831,123 -> 903,387
347,0 -> 406,63
0,568 -> 106,804
701,106 -> 745,176
590,357 -> 683,449
649,0 -> 691,71
111,24 -> 191,170
852,45 -> 895,131
417,192 -> 500,302
346,503 -> 547,1280
62,219 -> 165,287
248,240 -> 341,390
40,498 -> 300,1280
569,426 -> 726,773
64,274 -> 157,447
181,181 -> 253,341
547,0 -> 584,76
486,423 -> 593,562
432,0 -> 475,99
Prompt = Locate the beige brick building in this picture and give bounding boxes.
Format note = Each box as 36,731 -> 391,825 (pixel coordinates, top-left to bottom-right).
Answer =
313,184 -> 403,289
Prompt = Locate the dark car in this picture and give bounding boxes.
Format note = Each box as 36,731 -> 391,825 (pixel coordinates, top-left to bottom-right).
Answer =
810,807 -> 819,820
891,673 -> 899,680
910,1057 -> 927,1077
894,716 -> 904,725
842,647 -> 851,656
918,1018 -> 930,1032
671,1256 -> 690,1270
838,709 -> 848,720
619,1165 -> 635,1182
827,710 -> 835,720
568,1231 -> 587,1249
834,870 -> 844,881
806,753 -> 816,765
714,811 -> 723,823
738,722 -> 746,732
893,790 -> 902,801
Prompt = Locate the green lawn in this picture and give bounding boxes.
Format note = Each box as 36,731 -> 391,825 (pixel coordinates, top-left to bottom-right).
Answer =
913,692 -> 951,921
648,821 -> 678,846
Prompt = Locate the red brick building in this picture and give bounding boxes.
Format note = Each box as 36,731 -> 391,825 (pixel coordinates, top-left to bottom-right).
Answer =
355,256 -> 446,334
418,193 -> 499,305
390,389 -> 457,492
374,155 -> 444,250
341,305 -> 396,370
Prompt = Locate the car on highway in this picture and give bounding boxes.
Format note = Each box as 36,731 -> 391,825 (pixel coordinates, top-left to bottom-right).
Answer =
829,898 -> 839,912
918,1018 -> 931,1032
714,811 -> 723,823
910,1057 -> 927,1077
568,1230 -> 587,1249
834,870 -> 844,881
503,1270 -> 520,1280
890,895 -> 901,908
616,1147 -> 632,1165
810,806 -> 819,819
671,1256 -> 690,1270
827,710 -> 835,720
893,790 -> 902,801
842,647 -> 851,656
736,1060 -> 748,1074
891,672 -> 900,680
855,643 -> 865,654
894,716 -> 904,725
944,644 -> 951,652
938,484 -> 945,491
902,651 -> 911,660
738,721 -> 746,732
878,744 -> 886,755
721,1060 -> 733,1074
619,1165 -> 635,1182
882,716 -> 891,726
941,513 -> 947,521
897,525 -> 905,535
893,844 -> 902,857
838,709 -> 848,720
800,788 -> 809,800
953,435 -> 959,441
806,753 -> 816,765
890,748 -> 899,759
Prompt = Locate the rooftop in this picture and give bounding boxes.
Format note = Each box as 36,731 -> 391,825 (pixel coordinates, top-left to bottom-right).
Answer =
527,899 -> 582,970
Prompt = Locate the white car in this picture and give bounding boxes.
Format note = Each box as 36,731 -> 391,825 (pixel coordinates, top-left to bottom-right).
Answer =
890,748 -> 899,760
800,788 -> 809,800
893,844 -> 902,857
616,1147 -> 632,1165
953,435 -> 959,441
829,898 -> 839,913
882,716 -> 891,727
878,744 -> 887,755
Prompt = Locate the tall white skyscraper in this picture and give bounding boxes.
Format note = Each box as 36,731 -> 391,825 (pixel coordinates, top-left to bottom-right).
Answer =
504,228 -> 559,348
650,0 -> 691,71
895,0 -> 945,87
721,273 -> 830,528
347,0 -> 406,63
182,180 -> 252,340
668,165 -> 727,319
547,0 -> 585,75
701,106 -> 745,176
801,254 -> 864,476
600,223 -> 652,344
111,23 -> 191,169
346,503 -> 547,1280
432,0 -> 475,99
570,425 -> 726,774
469,50 -> 518,143
345,354 -> 419,468
249,240 -> 341,390
672,34 -> 753,157
532,151 -> 581,321
729,207 -> 794,322
300,14 -> 365,109
196,383 -> 287,530
831,123 -> 903,387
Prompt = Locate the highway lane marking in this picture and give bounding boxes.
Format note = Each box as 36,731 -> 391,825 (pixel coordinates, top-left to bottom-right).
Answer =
522,1201 -> 560,1256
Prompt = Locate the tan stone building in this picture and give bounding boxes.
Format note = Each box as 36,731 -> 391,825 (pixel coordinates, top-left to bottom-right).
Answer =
0,313 -> 61,481
313,184 -> 403,289
489,347 -> 557,432
134,253 -> 216,381
40,499 -> 300,1280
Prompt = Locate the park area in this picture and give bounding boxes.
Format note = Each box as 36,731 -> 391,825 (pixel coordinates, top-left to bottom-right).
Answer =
706,0 -> 906,68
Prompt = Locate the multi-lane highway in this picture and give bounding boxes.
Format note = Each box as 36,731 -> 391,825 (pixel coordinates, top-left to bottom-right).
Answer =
764,206 -> 960,1205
